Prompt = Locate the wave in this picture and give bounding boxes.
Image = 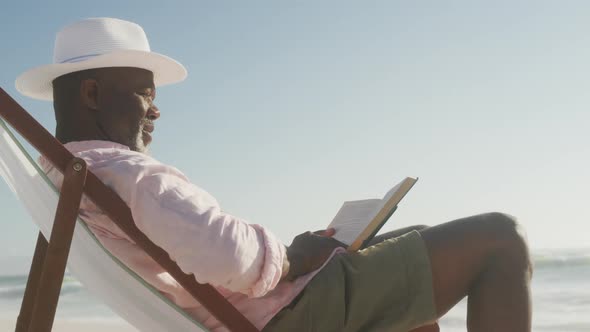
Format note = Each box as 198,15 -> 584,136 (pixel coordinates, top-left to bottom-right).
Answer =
0,274 -> 83,300
1,249 -> 588,300
532,249 -> 590,269
533,322 -> 590,332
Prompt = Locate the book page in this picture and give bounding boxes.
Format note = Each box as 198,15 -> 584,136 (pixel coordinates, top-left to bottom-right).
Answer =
382,181 -> 404,202
326,199 -> 383,245
369,181 -> 404,216
325,177 -> 418,250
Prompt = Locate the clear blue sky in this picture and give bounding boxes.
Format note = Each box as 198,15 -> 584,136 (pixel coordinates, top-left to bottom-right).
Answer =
1,1 -> 589,265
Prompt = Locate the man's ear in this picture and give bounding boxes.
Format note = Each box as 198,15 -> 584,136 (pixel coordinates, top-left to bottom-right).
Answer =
80,79 -> 99,111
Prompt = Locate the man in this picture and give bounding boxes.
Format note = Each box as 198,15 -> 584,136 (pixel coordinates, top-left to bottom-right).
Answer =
16,18 -> 532,331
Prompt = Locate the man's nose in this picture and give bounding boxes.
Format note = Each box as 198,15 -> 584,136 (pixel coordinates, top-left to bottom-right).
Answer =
147,105 -> 160,121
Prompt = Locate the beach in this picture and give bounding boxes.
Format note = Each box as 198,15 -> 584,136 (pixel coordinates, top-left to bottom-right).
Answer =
1,248 -> 589,331
0,317 -> 137,332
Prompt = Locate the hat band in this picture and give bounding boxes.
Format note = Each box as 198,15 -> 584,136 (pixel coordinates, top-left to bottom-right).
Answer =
59,53 -> 102,64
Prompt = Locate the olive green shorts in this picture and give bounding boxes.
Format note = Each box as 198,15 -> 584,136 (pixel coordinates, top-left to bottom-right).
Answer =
263,230 -> 437,332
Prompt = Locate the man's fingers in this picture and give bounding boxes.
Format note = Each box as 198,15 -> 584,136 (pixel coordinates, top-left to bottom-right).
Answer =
313,228 -> 336,237
313,229 -> 347,248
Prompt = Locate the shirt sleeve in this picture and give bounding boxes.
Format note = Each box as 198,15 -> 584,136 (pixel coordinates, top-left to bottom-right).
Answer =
103,158 -> 286,297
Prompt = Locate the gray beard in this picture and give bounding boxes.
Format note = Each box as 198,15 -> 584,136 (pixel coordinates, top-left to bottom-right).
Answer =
129,119 -> 152,154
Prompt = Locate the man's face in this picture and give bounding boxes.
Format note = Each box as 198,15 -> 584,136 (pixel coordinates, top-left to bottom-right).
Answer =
94,67 -> 159,153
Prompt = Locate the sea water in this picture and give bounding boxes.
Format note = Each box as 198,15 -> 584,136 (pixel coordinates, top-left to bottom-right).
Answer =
1,248 -> 589,331
441,248 -> 590,331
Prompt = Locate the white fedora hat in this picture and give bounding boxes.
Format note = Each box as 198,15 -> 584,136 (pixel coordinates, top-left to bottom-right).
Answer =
15,17 -> 187,101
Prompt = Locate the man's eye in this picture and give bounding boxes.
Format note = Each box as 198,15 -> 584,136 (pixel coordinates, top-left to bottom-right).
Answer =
137,90 -> 155,101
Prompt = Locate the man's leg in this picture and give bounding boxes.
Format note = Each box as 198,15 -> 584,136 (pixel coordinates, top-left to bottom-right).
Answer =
419,212 -> 533,332
368,225 -> 429,246
370,226 -> 440,332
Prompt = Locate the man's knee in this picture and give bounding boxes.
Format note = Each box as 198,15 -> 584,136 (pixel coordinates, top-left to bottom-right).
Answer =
481,212 -> 526,245
481,212 -> 532,275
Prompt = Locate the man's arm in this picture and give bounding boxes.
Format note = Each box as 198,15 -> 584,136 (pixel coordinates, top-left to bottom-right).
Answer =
104,153 -> 344,291
106,160 -> 286,297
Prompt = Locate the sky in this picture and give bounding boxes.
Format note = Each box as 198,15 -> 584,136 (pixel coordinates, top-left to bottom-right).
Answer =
0,1 -> 589,267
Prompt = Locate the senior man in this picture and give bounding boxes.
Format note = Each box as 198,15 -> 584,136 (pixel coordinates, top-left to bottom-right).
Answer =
16,18 -> 532,332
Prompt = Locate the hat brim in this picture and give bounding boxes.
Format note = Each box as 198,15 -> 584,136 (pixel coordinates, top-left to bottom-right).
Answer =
15,49 -> 187,101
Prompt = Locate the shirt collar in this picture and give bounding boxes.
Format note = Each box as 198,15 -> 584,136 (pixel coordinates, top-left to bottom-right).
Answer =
63,140 -> 131,154
38,140 -> 132,173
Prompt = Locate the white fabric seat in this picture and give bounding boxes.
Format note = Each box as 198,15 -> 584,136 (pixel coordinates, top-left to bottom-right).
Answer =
0,118 -> 208,332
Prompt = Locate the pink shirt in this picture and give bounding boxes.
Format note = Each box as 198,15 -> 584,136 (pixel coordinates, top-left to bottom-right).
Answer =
40,141 -> 337,331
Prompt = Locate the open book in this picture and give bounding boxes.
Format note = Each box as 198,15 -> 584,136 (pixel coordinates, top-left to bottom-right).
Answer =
327,177 -> 418,251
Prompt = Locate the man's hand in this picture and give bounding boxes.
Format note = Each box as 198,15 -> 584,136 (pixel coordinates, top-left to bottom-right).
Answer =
282,228 -> 346,281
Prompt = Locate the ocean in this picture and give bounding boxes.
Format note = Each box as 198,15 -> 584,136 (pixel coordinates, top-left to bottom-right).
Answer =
1,248 -> 589,331
440,248 -> 590,331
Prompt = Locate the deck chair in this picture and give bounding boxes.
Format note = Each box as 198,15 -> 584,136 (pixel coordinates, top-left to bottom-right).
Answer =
0,87 -> 439,332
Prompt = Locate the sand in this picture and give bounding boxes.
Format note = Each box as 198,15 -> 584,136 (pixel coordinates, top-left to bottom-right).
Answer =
0,317 -> 138,332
